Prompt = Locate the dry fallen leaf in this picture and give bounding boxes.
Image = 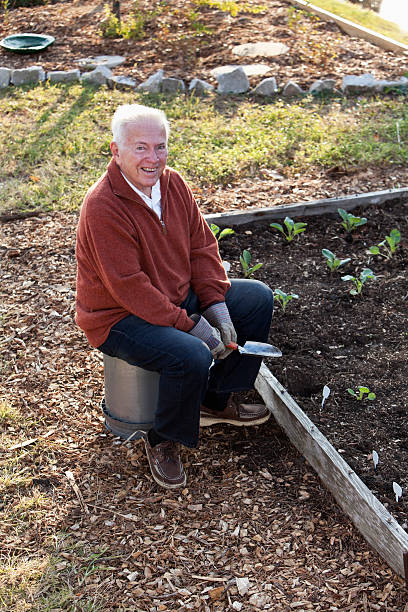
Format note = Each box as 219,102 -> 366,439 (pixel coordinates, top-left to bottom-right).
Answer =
208,585 -> 225,601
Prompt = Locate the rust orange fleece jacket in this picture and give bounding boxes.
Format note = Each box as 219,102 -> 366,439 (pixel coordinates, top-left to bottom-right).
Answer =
75,159 -> 230,348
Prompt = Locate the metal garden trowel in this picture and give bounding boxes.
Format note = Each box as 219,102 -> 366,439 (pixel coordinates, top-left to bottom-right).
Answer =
227,341 -> 282,358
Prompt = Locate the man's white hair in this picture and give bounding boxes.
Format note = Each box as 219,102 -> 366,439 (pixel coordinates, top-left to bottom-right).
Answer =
111,104 -> 170,145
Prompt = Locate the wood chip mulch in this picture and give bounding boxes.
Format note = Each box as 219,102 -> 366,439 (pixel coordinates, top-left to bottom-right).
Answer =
2,211 -> 408,609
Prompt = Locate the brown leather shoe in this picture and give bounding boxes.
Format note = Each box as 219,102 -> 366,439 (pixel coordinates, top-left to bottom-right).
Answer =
200,397 -> 270,427
144,437 -> 186,489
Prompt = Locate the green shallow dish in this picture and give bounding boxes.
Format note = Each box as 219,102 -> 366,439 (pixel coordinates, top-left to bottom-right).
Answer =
0,33 -> 55,54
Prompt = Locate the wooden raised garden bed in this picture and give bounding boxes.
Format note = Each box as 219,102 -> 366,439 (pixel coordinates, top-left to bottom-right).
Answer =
205,187 -> 408,582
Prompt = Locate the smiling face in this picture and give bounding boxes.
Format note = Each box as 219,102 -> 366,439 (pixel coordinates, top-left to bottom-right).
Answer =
110,118 -> 168,197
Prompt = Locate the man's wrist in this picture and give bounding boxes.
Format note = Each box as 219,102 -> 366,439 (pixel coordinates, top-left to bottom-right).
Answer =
203,302 -> 230,326
189,314 -> 220,349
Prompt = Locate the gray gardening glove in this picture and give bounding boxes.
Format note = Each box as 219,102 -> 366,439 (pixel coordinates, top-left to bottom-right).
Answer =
202,302 -> 237,358
189,314 -> 225,360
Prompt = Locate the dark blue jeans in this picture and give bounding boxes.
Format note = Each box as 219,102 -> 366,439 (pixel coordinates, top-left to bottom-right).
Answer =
98,279 -> 274,448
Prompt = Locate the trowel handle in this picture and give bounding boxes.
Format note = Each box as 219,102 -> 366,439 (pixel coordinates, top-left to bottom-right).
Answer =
226,342 -> 238,350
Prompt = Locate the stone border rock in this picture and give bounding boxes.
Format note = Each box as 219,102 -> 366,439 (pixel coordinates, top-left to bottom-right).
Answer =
0,60 -> 407,98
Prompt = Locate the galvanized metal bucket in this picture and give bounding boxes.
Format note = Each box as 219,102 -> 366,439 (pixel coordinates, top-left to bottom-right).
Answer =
102,354 -> 160,439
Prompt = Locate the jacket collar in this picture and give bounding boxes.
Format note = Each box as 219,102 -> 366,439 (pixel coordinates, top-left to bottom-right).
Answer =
107,158 -> 170,203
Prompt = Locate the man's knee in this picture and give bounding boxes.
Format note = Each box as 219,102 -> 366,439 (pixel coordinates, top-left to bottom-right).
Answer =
229,279 -> 274,316
183,338 -> 213,374
166,335 -> 212,378
252,280 -> 274,313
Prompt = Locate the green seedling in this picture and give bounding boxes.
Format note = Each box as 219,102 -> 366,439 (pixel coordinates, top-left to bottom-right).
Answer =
270,216 -> 307,242
322,248 -> 351,272
239,249 -> 263,279
210,223 -> 235,241
338,208 -> 367,233
347,386 -> 376,401
341,268 -> 376,295
273,288 -> 299,312
369,228 -> 401,260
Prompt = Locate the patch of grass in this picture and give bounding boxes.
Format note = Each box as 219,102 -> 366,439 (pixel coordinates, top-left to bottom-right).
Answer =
304,0 -> 408,45
0,393 -> 112,609
0,555 -> 50,611
0,549 -> 106,611
0,401 -> 21,427
0,406 -> 109,610
0,315 -> 13,377
0,407 -> 52,532
0,403 -> 39,490
1,489 -> 50,539
168,96 -> 408,183
0,462 -> 33,494
0,83 -> 407,212
8,490 -> 49,520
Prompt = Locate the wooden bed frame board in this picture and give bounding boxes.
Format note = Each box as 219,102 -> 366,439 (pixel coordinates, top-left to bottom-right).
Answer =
204,187 -> 408,227
255,363 -> 408,582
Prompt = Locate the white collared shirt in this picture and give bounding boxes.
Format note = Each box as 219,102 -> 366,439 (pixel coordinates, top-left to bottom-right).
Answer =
121,172 -> 162,220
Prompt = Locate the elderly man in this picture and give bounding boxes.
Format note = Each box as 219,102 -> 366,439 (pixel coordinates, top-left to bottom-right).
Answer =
75,103 -> 274,490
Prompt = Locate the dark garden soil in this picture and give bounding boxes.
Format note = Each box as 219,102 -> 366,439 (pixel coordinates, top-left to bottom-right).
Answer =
218,198 -> 408,528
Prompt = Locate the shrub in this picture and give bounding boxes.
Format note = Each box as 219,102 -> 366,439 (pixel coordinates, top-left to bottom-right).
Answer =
99,1 -> 151,40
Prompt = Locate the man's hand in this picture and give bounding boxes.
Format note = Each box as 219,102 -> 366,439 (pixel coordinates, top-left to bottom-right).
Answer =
189,314 -> 226,360
202,302 -> 237,358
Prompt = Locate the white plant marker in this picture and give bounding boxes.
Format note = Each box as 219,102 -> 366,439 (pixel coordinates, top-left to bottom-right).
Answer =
321,385 -> 330,408
372,450 -> 379,470
393,482 -> 403,502
222,261 -> 231,273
